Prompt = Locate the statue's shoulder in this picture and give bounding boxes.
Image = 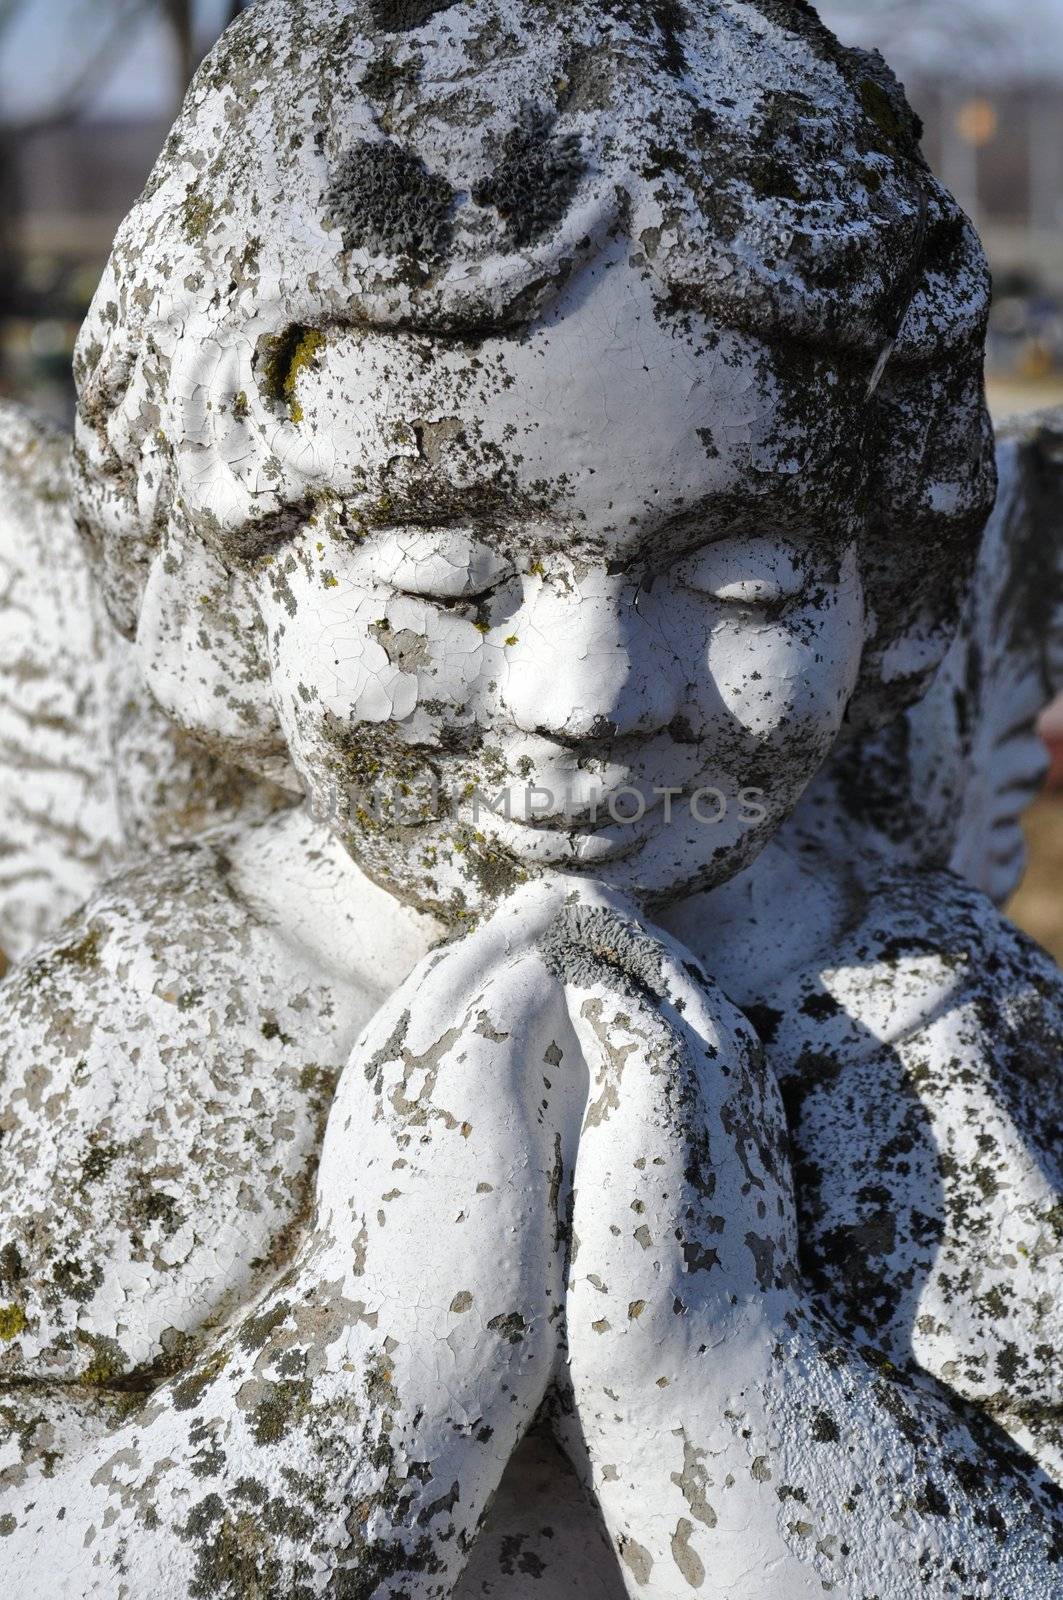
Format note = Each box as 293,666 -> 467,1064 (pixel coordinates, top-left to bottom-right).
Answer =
758,866 -> 1062,1476
760,863 -> 1062,1094
0,403 -> 89,623
0,400 -> 70,518
0,834 -> 362,1385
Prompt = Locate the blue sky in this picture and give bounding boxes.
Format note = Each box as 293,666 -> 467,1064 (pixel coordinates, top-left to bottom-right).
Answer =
0,0 -> 239,123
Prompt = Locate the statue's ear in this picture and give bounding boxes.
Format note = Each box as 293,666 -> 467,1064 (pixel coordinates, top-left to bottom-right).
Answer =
135,528 -> 300,793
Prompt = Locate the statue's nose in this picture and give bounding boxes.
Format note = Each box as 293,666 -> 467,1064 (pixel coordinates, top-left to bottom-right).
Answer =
500,578 -> 679,740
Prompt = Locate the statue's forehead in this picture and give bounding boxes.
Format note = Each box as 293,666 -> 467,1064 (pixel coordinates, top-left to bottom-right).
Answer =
271,309 -> 864,557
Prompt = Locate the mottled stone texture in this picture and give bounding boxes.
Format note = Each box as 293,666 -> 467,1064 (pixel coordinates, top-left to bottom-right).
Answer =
0,1 -> 1060,1595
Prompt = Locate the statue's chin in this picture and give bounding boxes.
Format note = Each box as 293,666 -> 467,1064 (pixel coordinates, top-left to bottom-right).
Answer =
327,794 -> 785,924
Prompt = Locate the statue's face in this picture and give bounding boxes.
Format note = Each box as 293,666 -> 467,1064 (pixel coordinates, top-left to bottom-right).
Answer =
238,258 -> 867,917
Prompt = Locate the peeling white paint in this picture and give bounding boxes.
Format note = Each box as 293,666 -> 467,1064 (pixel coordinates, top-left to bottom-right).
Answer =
0,1 -> 1059,1594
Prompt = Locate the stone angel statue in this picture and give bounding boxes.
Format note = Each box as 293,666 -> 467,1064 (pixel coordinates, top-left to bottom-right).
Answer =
0,3 -> 1059,1596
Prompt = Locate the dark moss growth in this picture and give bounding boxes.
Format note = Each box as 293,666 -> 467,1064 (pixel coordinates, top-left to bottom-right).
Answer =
137,1184 -> 182,1233
239,1299 -> 292,1353
325,139 -> 455,263
555,46 -> 615,114
0,1242 -> 23,1289
183,1501 -> 293,1600
369,0 -> 454,30
249,1378 -> 310,1445
359,52 -> 416,101
456,830 -> 525,902
55,924 -> 104,969
748,155 -> 808,203
486,1311 -> 528,1344
810,1409 -> 840,1443
472,110 -> 585,248
51,1253 -> 103,1306
81,1139 -> 120,1185
855,68 -> 924,160
216,494 -> 319,567
799,991 -> 841,1022
650,0 -> 688,78
172,1347 -> 230,1412
333,1533 -> 443,1599
743,1002 -> 783,1046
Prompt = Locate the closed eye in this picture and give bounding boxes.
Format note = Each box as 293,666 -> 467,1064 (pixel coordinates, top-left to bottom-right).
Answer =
705,576 -> 790,605
375,526 -> 514,601
673,539 -> 806,607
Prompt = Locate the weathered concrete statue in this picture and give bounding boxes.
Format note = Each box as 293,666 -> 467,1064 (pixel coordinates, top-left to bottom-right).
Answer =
0,2 -> 1060,1594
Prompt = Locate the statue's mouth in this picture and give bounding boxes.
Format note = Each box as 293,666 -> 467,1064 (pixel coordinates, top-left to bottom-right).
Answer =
463,795 -> 662,866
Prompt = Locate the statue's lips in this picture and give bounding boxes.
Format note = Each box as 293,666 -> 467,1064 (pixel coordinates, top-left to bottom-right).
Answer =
462,798 -> 662,866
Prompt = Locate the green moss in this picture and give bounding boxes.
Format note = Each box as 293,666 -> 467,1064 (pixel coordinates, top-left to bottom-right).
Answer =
260,326 -> 326,425
182,182 -> 215,241
77,1330 -> 128,1386
858,77 -> 907,148
454,828 -> 527,902
0,1304 -> 26,1341
55,925 -> 103,969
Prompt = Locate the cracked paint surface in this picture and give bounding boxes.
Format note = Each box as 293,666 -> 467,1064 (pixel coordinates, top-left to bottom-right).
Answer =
0,1 -> 1058,1595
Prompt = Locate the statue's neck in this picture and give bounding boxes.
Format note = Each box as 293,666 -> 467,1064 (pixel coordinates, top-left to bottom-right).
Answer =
223,803 -> 857,1013
657,828 -> 859,1008
223,806 -> 445,1003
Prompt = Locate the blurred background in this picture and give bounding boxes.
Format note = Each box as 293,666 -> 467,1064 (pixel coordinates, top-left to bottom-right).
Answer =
0,0 -> 1061,947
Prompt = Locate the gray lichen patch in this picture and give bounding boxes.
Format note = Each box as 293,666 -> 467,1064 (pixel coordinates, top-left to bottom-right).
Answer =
471,108 -> 586,248
324,139 -> 455,265
540,903 -> 668,1001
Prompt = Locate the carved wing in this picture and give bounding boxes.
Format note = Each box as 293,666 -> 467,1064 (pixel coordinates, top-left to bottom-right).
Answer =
916,405 -> 1063,902
0,402 -> 291,969
0,402 -> 122,963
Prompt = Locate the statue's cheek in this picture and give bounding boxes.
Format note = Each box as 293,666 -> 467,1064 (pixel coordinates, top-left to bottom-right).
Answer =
136,536 -> 295,787
254,578 -> 497,828
713,566 -> 865,746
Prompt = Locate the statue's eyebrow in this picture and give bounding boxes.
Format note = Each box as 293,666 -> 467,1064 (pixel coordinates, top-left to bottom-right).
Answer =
352,492 -> 546,537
